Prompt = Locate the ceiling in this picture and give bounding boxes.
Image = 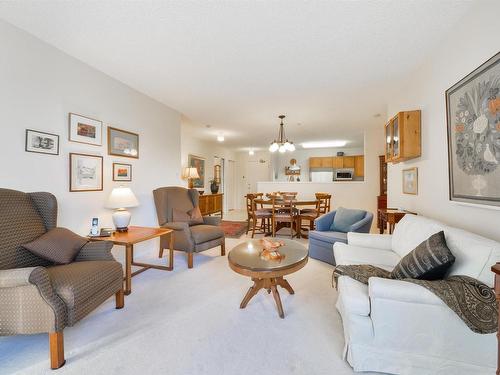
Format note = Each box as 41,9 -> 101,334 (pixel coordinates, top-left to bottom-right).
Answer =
0,1 -> 473,150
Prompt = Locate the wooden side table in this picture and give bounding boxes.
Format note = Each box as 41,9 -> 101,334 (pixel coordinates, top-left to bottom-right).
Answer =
491,264 -> 500,375
90,226 -> 173,295
378,208 -> 416,234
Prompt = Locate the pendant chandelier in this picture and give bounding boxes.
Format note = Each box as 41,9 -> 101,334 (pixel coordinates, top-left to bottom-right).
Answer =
269,115 -> 295,153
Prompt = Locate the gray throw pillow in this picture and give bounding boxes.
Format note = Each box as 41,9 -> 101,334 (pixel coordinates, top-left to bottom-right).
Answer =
331,207 -> 366,232
172,207 -> 204,225
23,227 -> 88,264
391,231 -> 455,280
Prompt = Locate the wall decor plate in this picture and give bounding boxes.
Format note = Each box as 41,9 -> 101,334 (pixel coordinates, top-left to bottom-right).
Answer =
108,126 -> 139,158
69,113 -> 103,146
69,153 -> 103,192
402,167 -> 418,195
446,52 -> 500,207
188,154 -> 205,188
25,129 -> 59,155
113,163 -> 132,181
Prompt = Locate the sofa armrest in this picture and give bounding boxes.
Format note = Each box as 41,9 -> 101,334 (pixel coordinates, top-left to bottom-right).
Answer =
314,211 -> 336,231
75,241 -> 115,261
347,232 -> 393,250
203,216 -> 221,226
369,277 -> 443,306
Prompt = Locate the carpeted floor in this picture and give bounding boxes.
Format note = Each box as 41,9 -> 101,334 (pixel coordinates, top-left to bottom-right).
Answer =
0,235 -> 363,375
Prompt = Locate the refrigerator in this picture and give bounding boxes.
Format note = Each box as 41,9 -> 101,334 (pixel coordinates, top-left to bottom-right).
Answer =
310,171 -> 334,183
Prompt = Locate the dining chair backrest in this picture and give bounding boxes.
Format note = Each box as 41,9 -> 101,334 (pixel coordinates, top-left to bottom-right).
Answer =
315,193 -> 332,214
245,193 -> 264,217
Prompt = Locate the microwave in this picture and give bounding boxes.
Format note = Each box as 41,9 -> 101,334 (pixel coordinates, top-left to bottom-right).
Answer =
334,168 -> 354,181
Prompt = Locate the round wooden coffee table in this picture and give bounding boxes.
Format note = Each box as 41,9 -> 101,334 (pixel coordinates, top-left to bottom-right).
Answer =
228,239 -> 308,318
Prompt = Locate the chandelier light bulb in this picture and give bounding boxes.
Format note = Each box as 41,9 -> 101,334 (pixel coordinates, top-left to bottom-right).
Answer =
269,142 -> 279,152
249,150 -> 255,156
288,142 -> 296,151
217,134 -> 225,142
278,144 -> 286,153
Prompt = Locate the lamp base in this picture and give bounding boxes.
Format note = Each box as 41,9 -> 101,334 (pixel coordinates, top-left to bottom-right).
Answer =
112,209 -> 131,232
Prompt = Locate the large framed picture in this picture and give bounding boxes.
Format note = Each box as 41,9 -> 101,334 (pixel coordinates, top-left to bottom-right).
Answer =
69,153 -> 103,192
113,163 -> 132,181
188,154 -> 205,188
25,129 -> 59,155
402,167 -> 418,195
108,126 -> 139,158
446,52 -> 500,207
69,113 -> 103,146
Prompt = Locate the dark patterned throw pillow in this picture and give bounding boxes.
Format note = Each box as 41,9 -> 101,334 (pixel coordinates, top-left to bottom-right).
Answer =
390,231 -> 455,280
23,227 -> 88,264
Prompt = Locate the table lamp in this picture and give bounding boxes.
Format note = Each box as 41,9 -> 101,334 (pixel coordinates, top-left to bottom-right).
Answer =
183,167 -> 200,189
105,186 -> 139,232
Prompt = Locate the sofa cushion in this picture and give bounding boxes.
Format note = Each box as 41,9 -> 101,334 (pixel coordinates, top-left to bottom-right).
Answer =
334,242 -> 400,271
331,207 -> 366,232
190,224 -> 224,244
392,215 -> 444,257
23,227 -> 88,264
391,231 -> 455,280
309,230 -> 347,244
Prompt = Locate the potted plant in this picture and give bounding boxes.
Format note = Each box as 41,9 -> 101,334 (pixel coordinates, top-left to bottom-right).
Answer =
209,178 -> 219,194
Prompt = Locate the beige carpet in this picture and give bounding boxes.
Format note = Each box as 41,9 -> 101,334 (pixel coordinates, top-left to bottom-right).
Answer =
0,235 -> 361,375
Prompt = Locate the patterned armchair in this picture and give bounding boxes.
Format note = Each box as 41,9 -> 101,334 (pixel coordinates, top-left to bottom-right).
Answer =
0,188 -> 124,369
153,187 -> 225,269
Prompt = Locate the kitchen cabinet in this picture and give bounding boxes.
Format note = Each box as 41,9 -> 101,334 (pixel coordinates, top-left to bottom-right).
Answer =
354,155 -> 364,177
343,156 -> 355,168
309,157 -> 333,168
309,157 -> 322,168
332,157 -> 344,169
310,155 -> 364,174
385,110 -> 421,163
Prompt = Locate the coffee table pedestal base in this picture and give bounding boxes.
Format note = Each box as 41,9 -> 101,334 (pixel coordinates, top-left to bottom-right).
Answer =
239,277 -> 294,319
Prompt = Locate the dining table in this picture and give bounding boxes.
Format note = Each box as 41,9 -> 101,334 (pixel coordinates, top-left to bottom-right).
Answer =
254,196 -> 319,238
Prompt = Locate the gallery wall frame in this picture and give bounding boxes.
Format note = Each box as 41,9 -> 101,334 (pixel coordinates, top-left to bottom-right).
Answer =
113,162 -> 132,181
69,153 -> 103,192
402,167 -> 418,195
25,129 -> 59,155
69,113 -> 103,146
107,126 -> 139,158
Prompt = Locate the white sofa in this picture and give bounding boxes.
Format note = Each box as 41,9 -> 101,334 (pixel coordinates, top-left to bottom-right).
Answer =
334,214 -> 500,375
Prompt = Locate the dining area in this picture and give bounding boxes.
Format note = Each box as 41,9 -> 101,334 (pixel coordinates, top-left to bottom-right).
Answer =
244,192 -> 332,239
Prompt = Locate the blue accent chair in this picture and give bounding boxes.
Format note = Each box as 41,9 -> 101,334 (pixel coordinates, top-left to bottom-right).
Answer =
308,208 -> 373,265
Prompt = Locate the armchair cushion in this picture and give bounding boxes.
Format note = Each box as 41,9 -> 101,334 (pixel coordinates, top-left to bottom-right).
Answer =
331,207 -> 367,232
190,225 -> 224,244
23,227 -> 88,264
172,207 -> 204,225
203,215 -> 221,226
391,231 -> 455,280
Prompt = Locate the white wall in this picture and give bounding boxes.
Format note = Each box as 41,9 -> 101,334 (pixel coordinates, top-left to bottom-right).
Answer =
386,2 -> 500,241
0,21 -> 182,239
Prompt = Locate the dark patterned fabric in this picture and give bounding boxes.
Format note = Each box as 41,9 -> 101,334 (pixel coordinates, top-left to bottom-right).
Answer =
333,264 -> 497,334
23,227 -> 88,264
391,231 -> 455,280
0,188 -> 51,269
75,241 -> 114,261
47,261 -> 123,325
28,192 -> 58,231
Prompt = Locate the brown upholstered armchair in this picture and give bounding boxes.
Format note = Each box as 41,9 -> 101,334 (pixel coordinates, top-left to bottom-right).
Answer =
153,187 -> 225,269
0,188 -> 124,369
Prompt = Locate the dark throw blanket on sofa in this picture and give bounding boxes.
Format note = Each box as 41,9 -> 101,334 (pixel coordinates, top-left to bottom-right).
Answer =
333,265 -> 498,334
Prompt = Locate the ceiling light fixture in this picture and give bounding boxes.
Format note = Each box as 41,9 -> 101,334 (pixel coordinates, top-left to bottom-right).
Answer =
269,115 -> 295,153
301,140 -> 348,149
217,134 -> 225,142
248,150 -> 255,156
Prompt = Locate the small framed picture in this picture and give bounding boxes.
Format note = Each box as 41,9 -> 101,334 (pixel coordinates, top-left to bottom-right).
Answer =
402,167 -> 418,195
25,129 -> 59,155
108,126 -> 139,158
113,163 -> 132,181
69,113 -> 103,146
69,153 -> 103,192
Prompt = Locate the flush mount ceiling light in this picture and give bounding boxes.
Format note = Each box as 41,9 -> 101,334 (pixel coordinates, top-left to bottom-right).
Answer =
269,115 -> 295,153
248,150 -> 255,155
301,140 -> 348,149
217,134 -> 225,142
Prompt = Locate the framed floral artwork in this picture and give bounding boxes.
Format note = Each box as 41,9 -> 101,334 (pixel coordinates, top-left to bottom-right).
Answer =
113,163 -> 132,181
188,154 -> 205,188
446,52 -> 500,207
69,153 -> 103,192
402,167 -> 418,195
69,113 -> 103,146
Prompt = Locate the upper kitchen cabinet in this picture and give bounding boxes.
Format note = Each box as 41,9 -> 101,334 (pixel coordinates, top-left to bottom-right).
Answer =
385,110 -> 421,163
354,155 -> 364,177
309,157 -> 333,168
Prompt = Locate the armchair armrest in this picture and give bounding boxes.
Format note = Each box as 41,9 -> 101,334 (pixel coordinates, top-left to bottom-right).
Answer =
314,211 -> 336,231
162,221 -> 195,251
75,241 -> 115,262
203,216 -> 221,226
163,221 -> 190,231
369,277 -> 443,306
348,212 -> 373,233
347,232 -> 393,250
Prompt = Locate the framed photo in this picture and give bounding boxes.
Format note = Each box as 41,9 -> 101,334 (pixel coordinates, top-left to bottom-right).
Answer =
113,163 -> 132,181
108,126 -> 139,158
69,153 -> 103,192
402,167 -> 418,195
69,113 -> 103,146
25,129 -> 59,155
188,154 -> 205,188
446,52 -> 500,207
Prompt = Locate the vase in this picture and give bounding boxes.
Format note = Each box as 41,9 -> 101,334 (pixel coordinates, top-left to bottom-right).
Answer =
471,175 -> 487,196
210,181 -> 219,194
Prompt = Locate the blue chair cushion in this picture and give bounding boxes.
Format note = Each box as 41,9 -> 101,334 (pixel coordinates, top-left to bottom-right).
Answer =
309,230 -> 347,244
330,207 -> 366,232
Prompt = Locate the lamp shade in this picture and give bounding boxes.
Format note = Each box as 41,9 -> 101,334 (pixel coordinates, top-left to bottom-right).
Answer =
183,167 -> 200,179
105,187 -> 139,209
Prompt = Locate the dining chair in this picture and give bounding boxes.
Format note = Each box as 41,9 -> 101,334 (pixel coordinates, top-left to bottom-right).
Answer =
245,193 -> 271,237
298,199 -> 321,238
271,196 -> 298,238
316,193 -> 332,214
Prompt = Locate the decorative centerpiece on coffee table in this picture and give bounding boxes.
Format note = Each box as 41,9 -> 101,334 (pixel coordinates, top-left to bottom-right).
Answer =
260,238 -> 286,261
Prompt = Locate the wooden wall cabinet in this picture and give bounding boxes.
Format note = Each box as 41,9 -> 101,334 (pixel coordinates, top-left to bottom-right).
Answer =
309,157 -> 333,168
354,155 -> 364,177
385,110 -> 421,163
310,155 -> 364,177
199,193 -> 223,218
